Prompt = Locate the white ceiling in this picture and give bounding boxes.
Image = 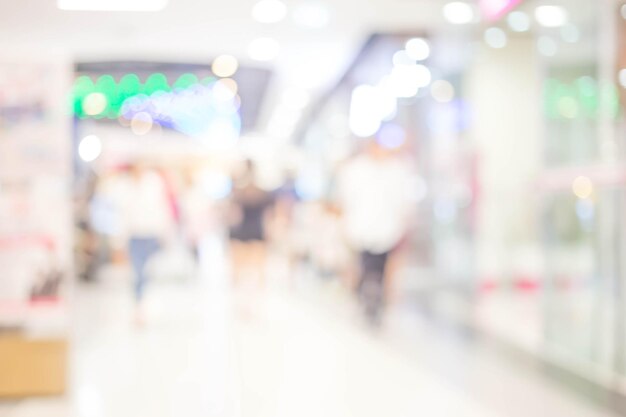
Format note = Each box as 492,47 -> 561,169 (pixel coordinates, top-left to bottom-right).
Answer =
0,0 -> 447,75
0,0 -> 601,132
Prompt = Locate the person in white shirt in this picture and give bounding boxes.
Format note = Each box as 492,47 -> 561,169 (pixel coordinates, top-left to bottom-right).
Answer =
337,140 -> 415,321
119,163 -> 175,307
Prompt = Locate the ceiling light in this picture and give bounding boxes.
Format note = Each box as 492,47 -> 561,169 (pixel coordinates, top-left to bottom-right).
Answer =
252,0 -> 288,23
349,85 -> 382,137
405,38 -> 430,61
393,50 -> 414,67
534,5 -> 568,28
507,11 -> 530,32
78,135 -> 102,162
212,55 -> 239,78
430,80 -> 455,103
443,2 -> 475,25
484,27 -> 507,49
57,0 -> 168,11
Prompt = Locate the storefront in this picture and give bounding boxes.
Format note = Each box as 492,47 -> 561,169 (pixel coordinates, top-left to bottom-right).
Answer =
298,0 -> 626,392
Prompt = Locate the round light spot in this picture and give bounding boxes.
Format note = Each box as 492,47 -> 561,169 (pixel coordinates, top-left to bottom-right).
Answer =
131,112 -> 153,135
213,78 -> 239,102
405,38 -> 430,61
430,80 -> 455,103
484,27 -> 507,49
212,55 -> 239,78
572,176 -> 593,199
443,2 -> 475,25
82,92 -> 107,116
558,96 -> 579,119
78,135 -> 102,162
534,5 -> 568,28
507,11 -> 530,32
393,50 -> 414,67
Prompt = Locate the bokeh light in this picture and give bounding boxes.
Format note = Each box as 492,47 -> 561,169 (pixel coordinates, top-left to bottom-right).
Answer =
443,2 -> 475,25
507,11 -> 530,32
173,73 -> 199,90
392,50 -> 414,67
252,0 -> 288,23
484,27 -> 507,49
576,198 -> 595,222
212,55 -> 239,78
213,78 -> 238,101
534,5 -> 568,28
349,85 -> 382,137
405,38 -> 430,61
82,92 -> 107,116
143,73 -> 170,94
430,80 -> 455,103
557,96 -> 579,119
572,176 -> 593,199
78,134 -> 102,162
131,112 -> 154,135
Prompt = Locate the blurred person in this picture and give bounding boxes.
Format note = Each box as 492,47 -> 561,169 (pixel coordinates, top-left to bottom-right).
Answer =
75,169 -> 100,282
180,167 -> 210,263
119,162 -> 175,322
309,200 -> 350,280
336,139 -> 415,324
228,159 -> 273,288
269,170 -> 301,283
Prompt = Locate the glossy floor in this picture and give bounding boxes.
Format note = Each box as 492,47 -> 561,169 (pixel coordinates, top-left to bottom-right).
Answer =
0,257 -> 621,417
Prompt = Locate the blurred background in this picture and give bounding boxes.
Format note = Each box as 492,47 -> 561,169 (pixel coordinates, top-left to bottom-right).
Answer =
1,0 -> 626,416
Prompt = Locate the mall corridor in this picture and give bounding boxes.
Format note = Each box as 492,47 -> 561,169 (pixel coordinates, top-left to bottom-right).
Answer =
3,0 -> 626,415
1,247 -> 622,417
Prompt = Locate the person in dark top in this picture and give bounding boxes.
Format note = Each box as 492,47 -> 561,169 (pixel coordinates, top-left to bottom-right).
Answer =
229,159 -> 272,287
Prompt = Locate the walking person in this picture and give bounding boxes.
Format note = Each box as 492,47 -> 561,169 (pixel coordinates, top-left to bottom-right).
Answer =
337,139 -> 415,324
120,163 -> 175,324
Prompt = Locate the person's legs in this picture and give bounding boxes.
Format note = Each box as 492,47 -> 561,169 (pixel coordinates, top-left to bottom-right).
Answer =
129,237 -> 160,303
249,241 -> 267,288
230,240 -> 246,286
358,250 -> 390,322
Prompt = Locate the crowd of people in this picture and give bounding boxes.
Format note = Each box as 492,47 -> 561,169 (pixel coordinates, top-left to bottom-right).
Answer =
77,138 -> 417,325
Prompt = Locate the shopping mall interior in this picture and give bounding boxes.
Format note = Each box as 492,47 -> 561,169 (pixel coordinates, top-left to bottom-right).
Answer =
2,0 -> 626,416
